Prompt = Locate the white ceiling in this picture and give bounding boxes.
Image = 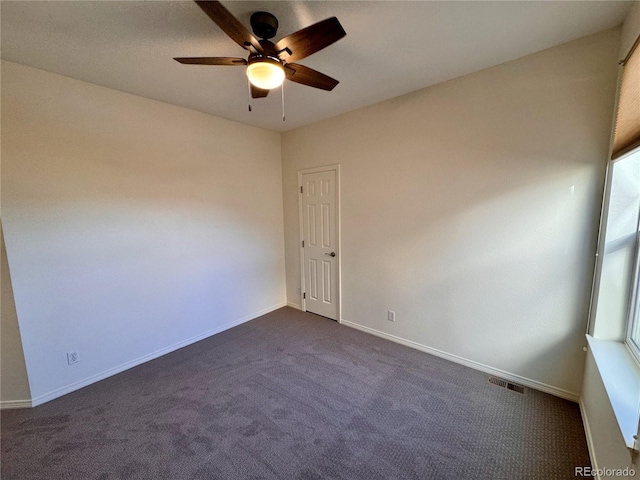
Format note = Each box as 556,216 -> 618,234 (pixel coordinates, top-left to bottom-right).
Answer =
1,1 -> 632,132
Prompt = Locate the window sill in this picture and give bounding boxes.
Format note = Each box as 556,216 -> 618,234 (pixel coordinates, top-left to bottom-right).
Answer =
586,335 -> 640,450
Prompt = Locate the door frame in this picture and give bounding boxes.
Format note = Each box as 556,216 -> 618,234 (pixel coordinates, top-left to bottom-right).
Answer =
298,164 -> 341,323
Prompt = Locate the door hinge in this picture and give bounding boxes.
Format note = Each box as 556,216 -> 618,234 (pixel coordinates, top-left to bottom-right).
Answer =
303,293 -> 306,299
300,186 -> 303,194
302,240 -> 305,247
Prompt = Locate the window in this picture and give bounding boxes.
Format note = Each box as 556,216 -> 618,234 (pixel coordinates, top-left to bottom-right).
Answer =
587,146 -> 640,448
590,34 -> 640,358
583,33 -> 640,453
626,149 -> 640,357
613,35 -> 640,359
593,149 -> 640,355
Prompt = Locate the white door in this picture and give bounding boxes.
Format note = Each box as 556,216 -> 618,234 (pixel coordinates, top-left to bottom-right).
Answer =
301,169 -> 338,320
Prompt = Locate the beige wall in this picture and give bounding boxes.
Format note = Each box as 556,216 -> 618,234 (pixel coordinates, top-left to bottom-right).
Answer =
282,29 -> 620,399
1,61 -> 285,404
1,223 -> 32,406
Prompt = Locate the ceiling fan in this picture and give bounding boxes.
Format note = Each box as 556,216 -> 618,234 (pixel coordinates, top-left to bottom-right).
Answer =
175,1 -> 346,100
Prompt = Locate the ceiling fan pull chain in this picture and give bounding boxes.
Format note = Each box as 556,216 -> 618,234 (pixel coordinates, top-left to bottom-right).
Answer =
247,78 -> 253,112
281,82 -> 286,122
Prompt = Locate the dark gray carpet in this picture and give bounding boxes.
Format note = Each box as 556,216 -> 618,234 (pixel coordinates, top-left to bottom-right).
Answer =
1,307 -> 590,479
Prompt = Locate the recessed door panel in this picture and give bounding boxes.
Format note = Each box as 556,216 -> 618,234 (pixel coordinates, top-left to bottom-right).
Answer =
322,260 -> 331,303
321,179 -> 330,196
307,204 -> 317,247
321,203 -> 330,248
309,259 -> 318,300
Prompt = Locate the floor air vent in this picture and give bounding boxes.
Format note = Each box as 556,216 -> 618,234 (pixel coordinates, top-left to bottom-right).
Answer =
488,376 -> 525,395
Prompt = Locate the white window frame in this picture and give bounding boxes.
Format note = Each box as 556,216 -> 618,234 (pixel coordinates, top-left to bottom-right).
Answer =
626,197 -> 640,362
606,147 -> 640,366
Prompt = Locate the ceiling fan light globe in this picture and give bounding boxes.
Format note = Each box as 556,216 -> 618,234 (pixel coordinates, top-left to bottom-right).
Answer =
247,59 -> 285,90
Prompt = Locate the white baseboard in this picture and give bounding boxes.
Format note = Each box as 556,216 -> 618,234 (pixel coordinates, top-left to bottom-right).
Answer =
0,398 -> 32,409
579,398 -> 600,479
29,302 -> 287,408
341,319 -> 580,403
287,302 -> 302,310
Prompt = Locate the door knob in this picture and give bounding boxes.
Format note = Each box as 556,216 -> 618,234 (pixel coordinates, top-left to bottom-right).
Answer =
325,252 -> 336,257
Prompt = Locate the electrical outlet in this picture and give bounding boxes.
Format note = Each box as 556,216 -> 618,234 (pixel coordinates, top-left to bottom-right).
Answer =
67,351 -> 79,365
387,310 -> 396,322
296,287 -> 301,295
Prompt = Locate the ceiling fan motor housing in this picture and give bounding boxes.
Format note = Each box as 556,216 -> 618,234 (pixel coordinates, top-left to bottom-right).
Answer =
250,11 -> 278,39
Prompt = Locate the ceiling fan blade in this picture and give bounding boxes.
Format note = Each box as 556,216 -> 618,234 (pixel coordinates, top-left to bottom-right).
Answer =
275,17 -> 346,63
174,57 -> 247,66
195,1 -> 262,54
285,64 -> 339,91
251,85 -> 270,98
